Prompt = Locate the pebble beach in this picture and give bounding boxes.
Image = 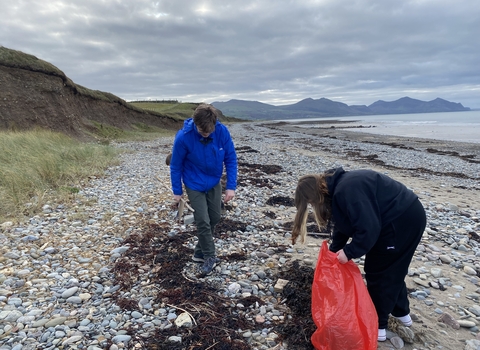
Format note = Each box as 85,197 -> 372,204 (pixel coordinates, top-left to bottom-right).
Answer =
1,121 -> 480,350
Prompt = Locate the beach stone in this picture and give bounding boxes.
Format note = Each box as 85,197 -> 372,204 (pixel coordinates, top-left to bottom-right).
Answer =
458,320 -> 477,328
468,305 -> 480,316
32,319 -> 50,328
45,317 -> 67,328
413,278 -> 430,288
7,297 -> 22,306
66,296 -> 83,304
255,315 -> 265,323
274,279 -> 289,292
79,293 -> 92,301
243,331 -> 252,338
390,336 -> 405,348
168,336 -> 182,343
111,246 -> 130,254
228,282 -> 241,294
131,311 -> 143,319
184,214 -> 195,225
464,266 -> 477,275
465,339 -> 480,350
61,286 -> 79,298
174,312 -> 193,328
396,326 -> 415,343
62,335 -> 83,346
3,252 -> 21,259
3,310 -> 22,322
437,313 -> 460,329
112,335 -> 132,343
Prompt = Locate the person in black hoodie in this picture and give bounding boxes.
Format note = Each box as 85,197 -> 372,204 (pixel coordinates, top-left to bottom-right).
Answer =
292,167 -> 426,342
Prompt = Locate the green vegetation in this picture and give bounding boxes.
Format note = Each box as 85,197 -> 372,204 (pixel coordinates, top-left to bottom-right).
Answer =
0,129 -> 119,222
131,101 -> 245,123
88,121 -> 176,142
130,101 -> 199,120
0,45 -> 67,81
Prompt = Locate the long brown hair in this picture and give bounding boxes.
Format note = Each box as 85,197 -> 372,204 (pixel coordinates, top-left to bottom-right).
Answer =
292,174 -> 332,244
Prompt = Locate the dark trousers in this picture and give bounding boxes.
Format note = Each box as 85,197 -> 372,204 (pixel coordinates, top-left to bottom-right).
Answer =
364,199 -> 426,329
185,182 -> 222,258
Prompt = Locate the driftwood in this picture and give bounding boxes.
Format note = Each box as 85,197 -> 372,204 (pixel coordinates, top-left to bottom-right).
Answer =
155,175 -> 194,222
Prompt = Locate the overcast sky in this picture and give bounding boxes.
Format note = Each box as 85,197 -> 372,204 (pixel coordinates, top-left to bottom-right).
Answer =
1,0 -> 479,108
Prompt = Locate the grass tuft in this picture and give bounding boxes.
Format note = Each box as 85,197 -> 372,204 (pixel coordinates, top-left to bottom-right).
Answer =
88,121 -> 176,142
0,129 -> 119,222
129,101 -> 198,120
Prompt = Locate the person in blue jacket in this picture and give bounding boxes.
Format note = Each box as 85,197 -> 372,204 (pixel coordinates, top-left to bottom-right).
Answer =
292,167 -> 426,342
170,104 -> 237,276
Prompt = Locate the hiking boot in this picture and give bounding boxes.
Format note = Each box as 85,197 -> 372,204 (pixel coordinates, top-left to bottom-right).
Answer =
192,253 -> 204,263
201,256 -> 218,276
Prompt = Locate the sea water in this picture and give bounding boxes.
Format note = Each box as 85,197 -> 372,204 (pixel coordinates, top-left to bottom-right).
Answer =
280,110 -> 480,144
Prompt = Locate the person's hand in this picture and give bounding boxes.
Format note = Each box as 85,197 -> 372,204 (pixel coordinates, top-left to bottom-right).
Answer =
224,190 -> 235,203
173,194 -> 182,203
336,249 -> 348,264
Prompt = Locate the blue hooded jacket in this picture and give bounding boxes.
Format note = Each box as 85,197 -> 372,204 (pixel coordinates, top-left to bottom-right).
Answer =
170,118 -> 237,195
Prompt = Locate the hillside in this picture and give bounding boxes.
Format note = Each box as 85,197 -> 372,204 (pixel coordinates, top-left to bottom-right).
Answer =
212,96 -> 471,120
0,46 -> 183,141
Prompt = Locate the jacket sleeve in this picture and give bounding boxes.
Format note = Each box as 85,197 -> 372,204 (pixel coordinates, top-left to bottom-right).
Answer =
222,129 -> 238,190
329,229 -> 350,253
342,200 -> 382,259
170,133 -> 187,195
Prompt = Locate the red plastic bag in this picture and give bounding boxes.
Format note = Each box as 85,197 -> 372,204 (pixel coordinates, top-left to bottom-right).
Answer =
311,241 -> 378,350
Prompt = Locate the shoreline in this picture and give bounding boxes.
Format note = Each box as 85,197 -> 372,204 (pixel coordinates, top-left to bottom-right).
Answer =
261,120 -> 480,152
264,110 -> 480,144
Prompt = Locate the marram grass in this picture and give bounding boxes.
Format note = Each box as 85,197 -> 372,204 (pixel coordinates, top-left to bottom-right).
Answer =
89,121 -> 176,142
0,129 -> 119,221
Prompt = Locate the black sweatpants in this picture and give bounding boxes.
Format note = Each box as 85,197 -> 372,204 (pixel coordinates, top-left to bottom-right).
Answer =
364,198 -> 426,329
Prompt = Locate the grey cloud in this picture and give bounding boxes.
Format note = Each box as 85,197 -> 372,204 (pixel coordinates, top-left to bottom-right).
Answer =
0,0 -> 479,107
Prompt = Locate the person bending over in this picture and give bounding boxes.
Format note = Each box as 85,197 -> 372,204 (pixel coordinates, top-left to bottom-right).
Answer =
292,167 -> 426,342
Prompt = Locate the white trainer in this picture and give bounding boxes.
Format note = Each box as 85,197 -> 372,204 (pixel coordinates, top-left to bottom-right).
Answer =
395,314 -> 413,327
378,328 -> 386,342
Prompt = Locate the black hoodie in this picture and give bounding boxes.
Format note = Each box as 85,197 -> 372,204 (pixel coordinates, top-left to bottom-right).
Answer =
326,167 -> 418,260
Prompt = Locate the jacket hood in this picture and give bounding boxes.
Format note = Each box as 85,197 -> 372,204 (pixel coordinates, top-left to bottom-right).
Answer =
182,118 -> 195,133
325,167 -> 345,195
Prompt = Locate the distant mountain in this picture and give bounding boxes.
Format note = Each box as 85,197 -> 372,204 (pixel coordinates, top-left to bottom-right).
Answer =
284,97 -> 373,116
212,96 -> 470,120
211,99 -> 277,120
368,97 -> 470,114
